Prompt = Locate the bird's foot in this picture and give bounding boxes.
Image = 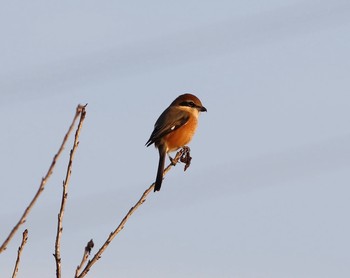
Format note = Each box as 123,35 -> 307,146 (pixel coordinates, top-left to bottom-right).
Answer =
168,155 -> 177,166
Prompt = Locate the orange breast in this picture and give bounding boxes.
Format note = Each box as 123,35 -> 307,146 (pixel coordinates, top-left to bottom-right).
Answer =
164,116 -> 198,152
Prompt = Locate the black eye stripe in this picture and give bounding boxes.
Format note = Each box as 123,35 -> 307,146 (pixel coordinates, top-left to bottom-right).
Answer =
179,101 -> 196,107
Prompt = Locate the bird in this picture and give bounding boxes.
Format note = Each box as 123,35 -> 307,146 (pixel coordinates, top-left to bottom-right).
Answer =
146,93 -> 207,192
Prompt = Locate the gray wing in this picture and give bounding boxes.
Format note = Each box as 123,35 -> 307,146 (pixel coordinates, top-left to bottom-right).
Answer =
146,106 -> 190,147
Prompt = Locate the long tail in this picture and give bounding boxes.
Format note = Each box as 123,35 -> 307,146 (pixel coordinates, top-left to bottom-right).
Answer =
154,145 -> 166,192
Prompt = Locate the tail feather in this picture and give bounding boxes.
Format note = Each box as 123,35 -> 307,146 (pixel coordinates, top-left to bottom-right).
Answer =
154,146 -> 166,192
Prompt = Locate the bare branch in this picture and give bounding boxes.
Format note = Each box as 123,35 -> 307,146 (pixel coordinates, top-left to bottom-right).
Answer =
54,106 -> 87,278
11,229 -> 28,278
75,240 -> 94,277
76,150 -> 184,278
0,104 -> 86,254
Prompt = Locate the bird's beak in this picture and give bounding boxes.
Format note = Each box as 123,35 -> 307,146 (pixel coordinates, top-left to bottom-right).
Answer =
200,106 -> 207,112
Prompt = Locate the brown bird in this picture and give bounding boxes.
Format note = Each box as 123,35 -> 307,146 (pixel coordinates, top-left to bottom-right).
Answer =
146,93 -> 207,191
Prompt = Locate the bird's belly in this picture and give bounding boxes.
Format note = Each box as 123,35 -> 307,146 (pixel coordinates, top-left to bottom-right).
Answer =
164,118 -> 198,152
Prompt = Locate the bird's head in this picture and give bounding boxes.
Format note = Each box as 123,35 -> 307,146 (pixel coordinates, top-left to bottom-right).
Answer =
171,93 -> 207,114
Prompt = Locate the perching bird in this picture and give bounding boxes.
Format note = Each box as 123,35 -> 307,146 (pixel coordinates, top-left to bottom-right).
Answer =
146,93 -> 207,192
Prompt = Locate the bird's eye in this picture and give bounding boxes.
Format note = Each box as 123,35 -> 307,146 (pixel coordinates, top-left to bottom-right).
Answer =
188,101 -> 195,107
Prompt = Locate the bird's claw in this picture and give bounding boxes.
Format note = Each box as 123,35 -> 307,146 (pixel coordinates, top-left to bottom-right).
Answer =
168,155 -> 177,166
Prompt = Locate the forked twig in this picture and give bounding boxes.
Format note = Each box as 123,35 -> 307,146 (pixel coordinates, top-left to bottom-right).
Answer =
75,149 -> 186,278
11,229 -> 28,278
75,240 -> 94,277
54,106 -> 87,278
0,105 -> 86,254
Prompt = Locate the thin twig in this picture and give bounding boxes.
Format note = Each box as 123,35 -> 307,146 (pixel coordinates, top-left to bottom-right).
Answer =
75,150 -> 184,278
0,105 -> 86,254
54,106 -> 87,278
11,229 -> 28,278
75,240 -> 94,277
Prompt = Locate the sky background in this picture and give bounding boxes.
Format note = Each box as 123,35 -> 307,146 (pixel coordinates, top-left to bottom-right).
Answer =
1,1 -> 350,277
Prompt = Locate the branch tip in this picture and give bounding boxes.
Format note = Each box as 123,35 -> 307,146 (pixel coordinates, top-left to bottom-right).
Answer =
0,104 -> 86,253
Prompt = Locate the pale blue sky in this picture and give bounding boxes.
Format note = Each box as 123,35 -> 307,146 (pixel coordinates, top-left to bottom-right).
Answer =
1,1 -> 350,277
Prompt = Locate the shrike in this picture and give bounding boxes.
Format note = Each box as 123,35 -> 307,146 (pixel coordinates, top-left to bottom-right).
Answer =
146,94 -> 207,191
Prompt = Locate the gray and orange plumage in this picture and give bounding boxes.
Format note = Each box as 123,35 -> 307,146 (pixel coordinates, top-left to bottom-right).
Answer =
146,94 -> 207,191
